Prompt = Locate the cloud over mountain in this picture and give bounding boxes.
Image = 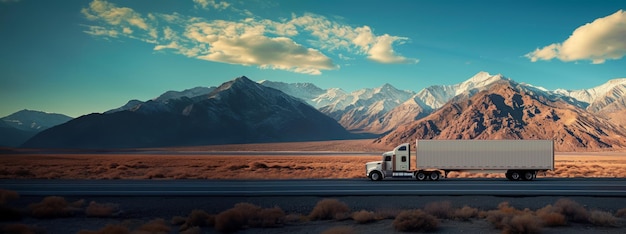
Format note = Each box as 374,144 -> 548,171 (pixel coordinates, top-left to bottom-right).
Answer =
81,0 -> 418,75
526,10 -> 626,64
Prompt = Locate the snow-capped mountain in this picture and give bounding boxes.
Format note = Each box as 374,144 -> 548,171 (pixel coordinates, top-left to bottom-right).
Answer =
258,80 -> 326,105
24,76 -> 352,148
0,110 -> 73,147
416,71 -> 506,109
1,109 -> 72,132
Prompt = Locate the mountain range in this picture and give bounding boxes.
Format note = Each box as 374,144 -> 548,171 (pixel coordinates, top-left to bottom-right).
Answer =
6,71 -> 626,151
0,110 -> 72,147
22,77 -> 351,149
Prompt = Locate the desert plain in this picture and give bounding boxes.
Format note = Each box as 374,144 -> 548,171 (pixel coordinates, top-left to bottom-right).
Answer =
1,139 -> 626,233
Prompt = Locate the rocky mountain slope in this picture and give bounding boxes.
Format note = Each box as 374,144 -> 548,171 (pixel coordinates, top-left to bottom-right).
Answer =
375,80 -> 626,151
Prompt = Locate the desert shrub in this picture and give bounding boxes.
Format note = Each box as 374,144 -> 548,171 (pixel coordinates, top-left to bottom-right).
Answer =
588,210 -> 618,227
424,201 -> 453,219
309,199 -> 350,220
28,196 -> 83,219
321,226 -> 354,234
179,209 -> 214,231
77,224 -> 130,234
392,209 -> 439,232
535,204 -> 566,227
615,208 -> 626,218
453,205 -> 479,221
554,198 -> 589,223
0,189 -> 19,204
171,216 -> 187,225
135,218 -> 171,234
503,213 -> 542,234
85,201 -> 120,217
352,210 -> 377,224
215,203 -> 285,233
250,162 -> 268,169
1,223 -> 44,234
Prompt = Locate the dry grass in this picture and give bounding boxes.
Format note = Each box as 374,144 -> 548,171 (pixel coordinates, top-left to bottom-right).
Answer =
424,201 -> 453,219
535,205 -> 566,227
452,205 -> 480,221
309,199 -> 350,221
553,198 -> 589,223
483,202 -> 543,233
588,210 -> 619,227
1,152 -> 625,180
616,208 -> 626,218
392,209 -> 439,232
85,201 -> 120,217
214,203 -> 286,233
178,209 -> 215,231
28,196 -> 84,219
352,210 -> 377,224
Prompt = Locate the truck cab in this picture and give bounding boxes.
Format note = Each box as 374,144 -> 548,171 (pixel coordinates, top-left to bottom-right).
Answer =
366,143 -> 411,180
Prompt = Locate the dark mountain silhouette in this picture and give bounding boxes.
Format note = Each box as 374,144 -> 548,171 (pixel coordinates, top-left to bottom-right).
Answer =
23,76 -> 352,149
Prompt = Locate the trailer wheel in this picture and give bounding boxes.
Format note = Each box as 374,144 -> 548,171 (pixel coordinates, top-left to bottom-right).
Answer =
509,171 -> 521,180
522,171 -> 535,181
416,172 -> 427,181
429,171 -> 440,181
369,171 -> 382,181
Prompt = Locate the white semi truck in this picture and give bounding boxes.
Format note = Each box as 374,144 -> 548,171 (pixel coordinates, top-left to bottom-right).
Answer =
366,140 -> 554,181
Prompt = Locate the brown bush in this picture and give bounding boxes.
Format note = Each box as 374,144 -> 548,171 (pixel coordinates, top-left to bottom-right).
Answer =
28,196 -> 83,219
352,210 -> 377,224
1,223 -> 44,234
535,204 -> 566,227
554,198 -> 589,223
392,209 -> 439,232
170,216 -> 186,225
250,162 -> 268,169
452,205 -> 479,221
503,213 -> 542,234
77,224 -> 130,234
85,201 -> 120,217
0,189 -> 19,205
215,203 -> 285,233
588,210 -> 618,227
135,218 -> 171,234
423,201 -> 453,219
309,199 -> 350,220
179,209 -> 214,231
321,226 -> 354,234
615,208 -> 626,218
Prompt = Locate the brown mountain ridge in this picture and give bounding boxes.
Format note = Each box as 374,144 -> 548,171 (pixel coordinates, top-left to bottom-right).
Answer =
375,80 -> 626,152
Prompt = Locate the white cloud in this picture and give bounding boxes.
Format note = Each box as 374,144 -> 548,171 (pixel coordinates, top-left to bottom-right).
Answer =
81,0 -> 417,75
367,34 -> 418,64
193,0 -> 229,10
526,10 -> 626,64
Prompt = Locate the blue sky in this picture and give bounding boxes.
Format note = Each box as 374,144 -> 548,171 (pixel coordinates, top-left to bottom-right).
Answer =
1,0 -> 625,117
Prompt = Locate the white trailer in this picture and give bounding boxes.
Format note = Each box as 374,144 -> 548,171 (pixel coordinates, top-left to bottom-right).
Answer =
365,140 -> 554,181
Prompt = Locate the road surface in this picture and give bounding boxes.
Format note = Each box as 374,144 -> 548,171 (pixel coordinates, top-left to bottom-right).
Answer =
2,178 -> 626,197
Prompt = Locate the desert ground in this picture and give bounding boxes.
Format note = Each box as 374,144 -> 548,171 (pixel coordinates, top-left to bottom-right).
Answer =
1,139 -> 626,233
0,139 -> 625,180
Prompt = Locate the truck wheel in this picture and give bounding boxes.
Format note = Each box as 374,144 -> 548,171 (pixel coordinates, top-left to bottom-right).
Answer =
522,171 -> 535,181
505,172 -> 513,180
429,171 -> 440,181
369,171 -> 382,181
510,171 -> 521,180
416,172 -> 427,181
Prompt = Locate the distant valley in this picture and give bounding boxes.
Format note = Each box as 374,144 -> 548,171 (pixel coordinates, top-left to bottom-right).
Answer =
4,71 -> 626,151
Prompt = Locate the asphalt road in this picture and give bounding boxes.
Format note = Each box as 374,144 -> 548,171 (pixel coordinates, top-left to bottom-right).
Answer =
2,178 -> 626,197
